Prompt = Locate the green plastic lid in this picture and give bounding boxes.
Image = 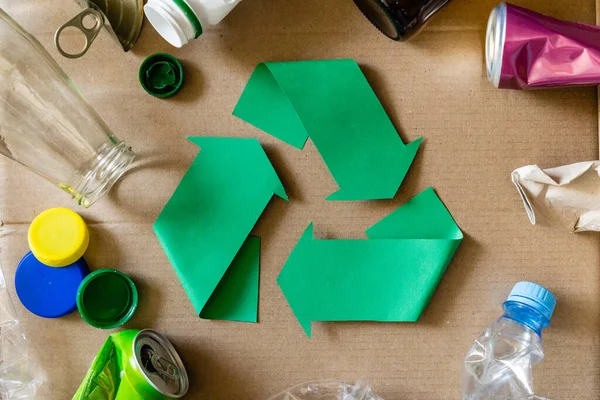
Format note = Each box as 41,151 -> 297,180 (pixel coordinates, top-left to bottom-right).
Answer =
139,53 -> 184,98
77,268 -> 138,329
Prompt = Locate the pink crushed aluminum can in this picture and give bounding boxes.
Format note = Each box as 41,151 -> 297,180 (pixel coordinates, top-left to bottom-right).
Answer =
486,3 -> 600,90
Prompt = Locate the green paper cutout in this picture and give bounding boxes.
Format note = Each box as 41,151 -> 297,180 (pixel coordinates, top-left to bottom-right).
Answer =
154,137 -> 287,322
200,237 -> 261,322
277,187 -> 463,337
233,59 -> 422,200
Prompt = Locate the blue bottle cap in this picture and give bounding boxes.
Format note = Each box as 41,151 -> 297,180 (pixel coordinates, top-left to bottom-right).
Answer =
506,281 -> 556,321
15,252 -> 89,318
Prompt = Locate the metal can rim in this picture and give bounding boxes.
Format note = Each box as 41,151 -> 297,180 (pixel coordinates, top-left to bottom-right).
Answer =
133,329 -> 190,398
486,2 -> 507,88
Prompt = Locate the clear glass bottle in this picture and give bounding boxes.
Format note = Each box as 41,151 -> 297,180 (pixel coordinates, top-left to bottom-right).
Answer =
462,281 -> 556,400
0,7 -> 135,207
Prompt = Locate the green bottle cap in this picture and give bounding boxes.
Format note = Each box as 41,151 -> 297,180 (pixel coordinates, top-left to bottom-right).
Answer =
77,268 -> 138,329
139,53 -> 184,98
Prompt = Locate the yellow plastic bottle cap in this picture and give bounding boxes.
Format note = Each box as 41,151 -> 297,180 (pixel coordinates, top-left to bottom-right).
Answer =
28,208 -> 89,267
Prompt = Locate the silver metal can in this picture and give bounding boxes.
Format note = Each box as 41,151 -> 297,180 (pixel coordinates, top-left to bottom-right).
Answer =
133,329 -> 190,399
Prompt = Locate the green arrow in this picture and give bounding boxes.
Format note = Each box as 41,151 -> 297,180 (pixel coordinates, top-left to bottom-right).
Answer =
277,187 -> 462,337
233,59 -> 422,200
154,137 -> 287,322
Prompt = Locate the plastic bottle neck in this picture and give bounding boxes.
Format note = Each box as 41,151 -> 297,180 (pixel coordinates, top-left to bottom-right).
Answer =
145,0 -> 243,47
502,300 -> 549,337
144,0 -> 204,48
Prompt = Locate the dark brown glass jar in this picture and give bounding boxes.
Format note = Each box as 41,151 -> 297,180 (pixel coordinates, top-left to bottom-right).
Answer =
352,0 -> 452,40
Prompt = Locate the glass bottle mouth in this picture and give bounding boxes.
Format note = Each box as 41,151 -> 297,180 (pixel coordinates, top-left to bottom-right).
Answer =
63,141 -> 135,207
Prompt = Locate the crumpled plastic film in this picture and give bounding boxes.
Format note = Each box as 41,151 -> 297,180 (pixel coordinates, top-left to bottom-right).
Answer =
267,380 -> 383,400
0,253 -> 43,399
72,335 -> 120,400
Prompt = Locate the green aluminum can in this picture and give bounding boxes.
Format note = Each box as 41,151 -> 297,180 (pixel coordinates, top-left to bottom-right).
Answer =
73,329 -> 189,399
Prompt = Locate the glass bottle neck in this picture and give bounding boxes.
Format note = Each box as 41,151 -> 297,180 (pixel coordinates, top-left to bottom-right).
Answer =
502,301 -> 549,337
63,140 -> 135,207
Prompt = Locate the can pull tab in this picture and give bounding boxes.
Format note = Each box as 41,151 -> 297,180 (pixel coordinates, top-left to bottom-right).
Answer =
151,353 -> 180,380
54,8 -> 104,59
142,345 -> 179,381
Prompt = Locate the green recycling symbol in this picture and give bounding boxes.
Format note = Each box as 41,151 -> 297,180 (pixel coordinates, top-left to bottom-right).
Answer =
154,59 -> 463,338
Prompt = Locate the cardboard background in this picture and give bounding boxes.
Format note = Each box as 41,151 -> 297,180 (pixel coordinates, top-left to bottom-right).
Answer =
0,0 -> 599,398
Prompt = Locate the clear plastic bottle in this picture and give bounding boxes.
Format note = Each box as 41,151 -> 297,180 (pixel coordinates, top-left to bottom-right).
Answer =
462,281 -> 556,400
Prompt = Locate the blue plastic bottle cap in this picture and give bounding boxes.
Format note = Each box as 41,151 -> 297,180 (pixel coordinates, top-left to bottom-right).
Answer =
15,252 -> 89,318
506,281 -> 556,321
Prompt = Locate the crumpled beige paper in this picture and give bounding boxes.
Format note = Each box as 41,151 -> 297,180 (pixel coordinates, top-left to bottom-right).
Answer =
512,161 -> 600,232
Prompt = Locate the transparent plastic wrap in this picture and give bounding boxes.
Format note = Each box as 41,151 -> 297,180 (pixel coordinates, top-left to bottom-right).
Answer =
462,318 -> 550,400
0,256 -> 42,399
267,380 -> 383,400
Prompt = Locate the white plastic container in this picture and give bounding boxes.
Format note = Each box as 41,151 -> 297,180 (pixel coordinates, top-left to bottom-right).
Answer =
144,0 -> 242,47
